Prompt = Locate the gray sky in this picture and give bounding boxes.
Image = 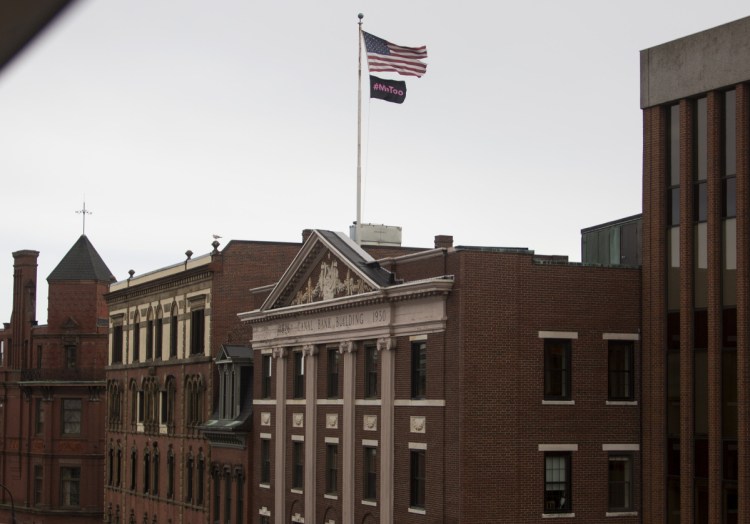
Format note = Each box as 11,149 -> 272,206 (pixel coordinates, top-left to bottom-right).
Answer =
1,1 -> 748,325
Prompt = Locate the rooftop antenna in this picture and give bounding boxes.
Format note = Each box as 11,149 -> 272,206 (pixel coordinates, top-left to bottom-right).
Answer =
75,200 -> 92,235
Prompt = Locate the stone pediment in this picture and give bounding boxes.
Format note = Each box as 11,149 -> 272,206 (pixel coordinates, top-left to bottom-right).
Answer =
262,230 -> 392,311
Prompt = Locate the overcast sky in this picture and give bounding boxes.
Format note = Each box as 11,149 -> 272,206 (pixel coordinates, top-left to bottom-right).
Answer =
1,1 -> 749,325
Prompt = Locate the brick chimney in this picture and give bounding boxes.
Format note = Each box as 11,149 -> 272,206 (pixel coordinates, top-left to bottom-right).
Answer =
434,235 -> 453,249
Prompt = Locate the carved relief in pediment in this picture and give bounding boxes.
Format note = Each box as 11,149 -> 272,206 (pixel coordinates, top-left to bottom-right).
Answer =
291,254 -> 373,306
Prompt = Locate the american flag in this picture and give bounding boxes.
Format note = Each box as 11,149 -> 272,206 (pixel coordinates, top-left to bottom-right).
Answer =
362,31 -> 427,78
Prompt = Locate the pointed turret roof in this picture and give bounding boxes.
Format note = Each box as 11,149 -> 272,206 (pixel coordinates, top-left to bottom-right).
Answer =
47,235 -> 115,282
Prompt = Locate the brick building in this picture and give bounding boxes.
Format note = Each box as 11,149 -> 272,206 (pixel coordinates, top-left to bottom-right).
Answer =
102,236 -> 417,524
0,235 -> 114,524
640,15 -> 750,524
240,229 -> 641,523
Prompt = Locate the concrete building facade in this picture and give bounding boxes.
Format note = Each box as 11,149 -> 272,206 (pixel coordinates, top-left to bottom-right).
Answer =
640,15 -> 750,524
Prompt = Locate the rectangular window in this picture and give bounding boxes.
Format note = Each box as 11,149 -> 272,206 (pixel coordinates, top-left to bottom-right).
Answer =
35,398 -> 44,434
260,439 -> 271,484
112,325 -> 123,363
325,444 -> 338,494
544,453 -> 571,513
292,442 -> 304,490
62,399 -> 82,434
65,345 -> 77,369
365,344 -> 378,398
608,340 -> 634,400
293,352 -> 304,399
327,348 -> 339,398
410,449 -> 426,509
34,465 -> 43,506
608,454 -> 632,512
411,340 -> 427,399
363,446 -> 377,500
190,309 -> 205,355
60,467 -> 81,506
544,339 -> 571,400
146,319 -> 153,360
261,355 -> 272,399
212,470 -> 220,524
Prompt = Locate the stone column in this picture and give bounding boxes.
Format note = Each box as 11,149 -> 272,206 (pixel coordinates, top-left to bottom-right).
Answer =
339,341 -> 357,524
272,347 -> 288,524
377,337 -> 396,524
303,344 -> 318,524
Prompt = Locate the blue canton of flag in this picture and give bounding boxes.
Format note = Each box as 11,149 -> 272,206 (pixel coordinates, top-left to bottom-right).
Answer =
362,31 -> 427,78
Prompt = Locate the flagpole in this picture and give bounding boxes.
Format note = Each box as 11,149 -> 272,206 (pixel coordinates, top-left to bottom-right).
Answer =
356,13 -> 364,245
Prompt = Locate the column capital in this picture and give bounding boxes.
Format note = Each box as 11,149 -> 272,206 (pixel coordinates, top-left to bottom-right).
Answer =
377,337 -> 397,352
272,347 -> 288,359
302,344 -> 318,357
339,340 -> 356,354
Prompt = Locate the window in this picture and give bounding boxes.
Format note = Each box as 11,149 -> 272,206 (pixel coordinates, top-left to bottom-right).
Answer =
544,339 -> 571,400
212,467 -> 220,524
35,398 -> 44,434
236,470 -> 244,524
293,352 -> 304,399
130,448 -> 137,491
608,340 -> 634,400
116,446 -> 122,487
146,317 -> 154,361
325,444 -> 338,494
411,339 -> 427,399
152,446 -> 160,496
364,344 -> 378,398
190,308 -> 205,355
62,399 -> 82,434
155,313 -> 163,360
327,348 -> 339,398
65,345 -> 77,369
112,324 -> 123,363
169,305 -> 178,358
197,452 -> 205,505
108,446 -> 115,486
363,446 -> 377,500
167,448 -> 174,499
186,375 -> 204,427
260,439 -> 271,484
60,467 -> 81,506
186,454 -> 194,503
544,453 -> 571,513
224,471 -> 232,524
410,450 -> 426,509
37,344 -> 42,368
608,455 -> 632,512
34,465 -> 43,506
261,355 -> 272,399
132,318 -> 141,362
260,517 -> 270,524
143,448 -> 151,494
292,442 -> 304,490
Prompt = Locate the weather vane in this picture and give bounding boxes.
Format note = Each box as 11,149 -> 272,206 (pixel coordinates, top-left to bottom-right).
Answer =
76,201 -> 92,235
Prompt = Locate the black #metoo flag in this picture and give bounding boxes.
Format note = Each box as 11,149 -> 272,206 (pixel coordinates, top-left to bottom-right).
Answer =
369,75 -> 407,104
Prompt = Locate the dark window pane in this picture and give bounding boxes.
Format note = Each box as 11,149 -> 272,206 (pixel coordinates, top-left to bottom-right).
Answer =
723,177 -> 736,218
695,182 -> 707,222
669,187 -> 681,225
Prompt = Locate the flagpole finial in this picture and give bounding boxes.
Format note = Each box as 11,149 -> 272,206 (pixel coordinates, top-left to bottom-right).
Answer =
358,13 -> 363,24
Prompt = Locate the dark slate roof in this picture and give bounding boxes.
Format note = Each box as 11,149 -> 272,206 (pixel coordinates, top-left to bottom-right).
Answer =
317,230 -> 395,287
47,235 -> 115,282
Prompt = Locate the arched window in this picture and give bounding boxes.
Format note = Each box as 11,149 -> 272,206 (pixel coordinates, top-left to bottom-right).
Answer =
185,375 -> 204,428
129,380 -> 138,429
169,303 -> 179,359
116,443 -> 122,487
130,447 -> 138,491
108,444 -> 114,486
145,308 -> 154,361
152,444 -> 160,496
197,450 -> 206,506
185,451 -> 194,503
143,447 -> 151,494
162,376 -> 176,434
132,313 -> 141,363
166,447 -> 175,499
155,306 -> 164,360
